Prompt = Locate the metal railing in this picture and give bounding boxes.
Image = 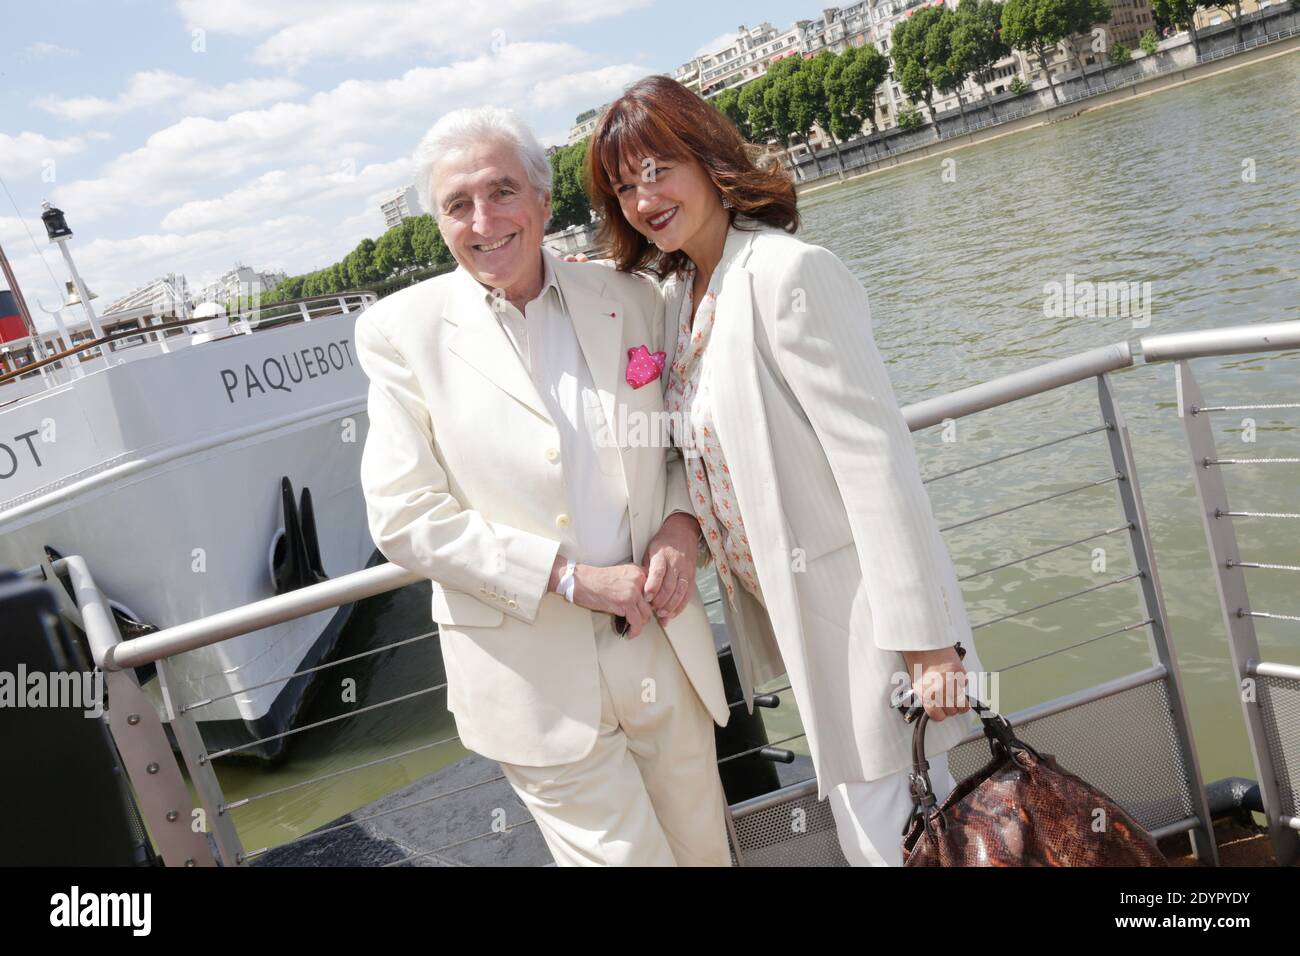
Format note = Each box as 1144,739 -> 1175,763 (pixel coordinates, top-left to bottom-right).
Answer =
0,291 -> 376,390
37,319 -> 1300,866
1145,320 -> 1300,866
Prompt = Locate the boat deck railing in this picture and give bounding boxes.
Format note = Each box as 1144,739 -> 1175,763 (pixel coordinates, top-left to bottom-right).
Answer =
0,291 -> 376,392
30,318 -> 1300,867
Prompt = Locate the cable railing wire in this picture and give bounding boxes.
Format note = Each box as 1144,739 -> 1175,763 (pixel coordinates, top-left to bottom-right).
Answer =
922,423 -> 1112,484
971,572 -> 1143,630
180,628 -> 438,713
939,473 -> 1123,533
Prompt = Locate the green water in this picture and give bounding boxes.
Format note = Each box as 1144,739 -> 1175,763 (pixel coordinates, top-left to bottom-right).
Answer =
215,51 -> 1300,854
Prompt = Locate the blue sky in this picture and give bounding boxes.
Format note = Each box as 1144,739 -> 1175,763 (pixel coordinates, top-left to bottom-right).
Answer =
1,0 -> 829,326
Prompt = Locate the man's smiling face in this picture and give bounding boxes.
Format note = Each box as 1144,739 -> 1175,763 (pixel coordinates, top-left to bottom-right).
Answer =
432,138 -> 550,300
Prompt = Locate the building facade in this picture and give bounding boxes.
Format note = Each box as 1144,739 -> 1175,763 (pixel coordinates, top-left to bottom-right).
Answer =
380,185 -> 422,230
195,264 -> 288,307
567,106 -> 605,146
1194,0 -> 1280,29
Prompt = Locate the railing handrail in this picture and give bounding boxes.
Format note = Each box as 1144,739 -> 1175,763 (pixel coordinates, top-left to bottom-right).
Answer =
0,291 -> 376,386
903,340 -> 1133,431
1139,319 -> 1300,362
48,317 -> 1300,674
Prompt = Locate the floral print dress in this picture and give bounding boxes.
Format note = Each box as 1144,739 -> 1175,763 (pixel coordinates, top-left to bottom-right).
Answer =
665,265 -> 766,612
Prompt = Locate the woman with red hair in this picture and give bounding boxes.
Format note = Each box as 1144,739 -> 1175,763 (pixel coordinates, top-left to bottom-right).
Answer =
586,75 -> 984,866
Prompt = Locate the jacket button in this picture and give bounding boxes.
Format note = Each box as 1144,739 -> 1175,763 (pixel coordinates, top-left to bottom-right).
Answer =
545,448 -> 560,463
555,513 -> 571,529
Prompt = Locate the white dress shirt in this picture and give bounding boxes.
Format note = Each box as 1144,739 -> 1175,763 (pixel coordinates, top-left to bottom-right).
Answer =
484,252 -> 634,569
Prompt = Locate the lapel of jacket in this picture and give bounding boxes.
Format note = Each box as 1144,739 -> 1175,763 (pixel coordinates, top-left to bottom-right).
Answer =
549,254 -> 627,444
551,255 -> 640,541
709,224 -> 807,701
444,264 -> 552,424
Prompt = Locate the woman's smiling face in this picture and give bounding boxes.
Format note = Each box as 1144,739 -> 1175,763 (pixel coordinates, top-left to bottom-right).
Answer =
613,153 -> 724,255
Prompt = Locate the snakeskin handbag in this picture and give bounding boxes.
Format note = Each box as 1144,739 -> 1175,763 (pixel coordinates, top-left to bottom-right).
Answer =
899,691 -> 1168,867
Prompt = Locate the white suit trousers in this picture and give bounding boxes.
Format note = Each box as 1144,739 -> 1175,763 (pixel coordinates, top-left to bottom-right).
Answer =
498,613 -> 732,866
827,750 -> 958,867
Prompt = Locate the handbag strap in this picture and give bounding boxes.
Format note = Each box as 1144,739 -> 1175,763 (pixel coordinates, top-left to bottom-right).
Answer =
902,695 -> 1044,838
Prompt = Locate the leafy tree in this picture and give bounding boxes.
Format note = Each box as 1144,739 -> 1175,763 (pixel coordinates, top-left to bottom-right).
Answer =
892,6 -> 949,136
1147,0 -> 1198,53
953,0 -> 1013,121
547,140 -> 591,231
763,57 -> 825,175
826,44 -> 890,142
1060,0 -> 1113,92
897,104 -> 923,130
345,238 -> 377,288
373,222 -> 415,277
738,75 -> 776,142
1140,26 -> 1161,53
798,51 -> 848,170
713,88 -> 752,140
1009,75 -> 1028,94
1001,0 -> 1068,105
409,214 -> 449,267
1109,42 -> 1132,64
927,7 -> 970,132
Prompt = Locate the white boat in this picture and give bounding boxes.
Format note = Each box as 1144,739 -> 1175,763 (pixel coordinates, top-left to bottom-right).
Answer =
0,204 -> 379,762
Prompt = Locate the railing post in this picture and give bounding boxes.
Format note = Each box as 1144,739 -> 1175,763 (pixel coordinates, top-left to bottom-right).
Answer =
65,557 -> 219,867
102,668 -> 220,867
1096,372 -> 1219,864
156,659 -> 248,866
1174,360 -> 1300,866
299,302 -> 313,323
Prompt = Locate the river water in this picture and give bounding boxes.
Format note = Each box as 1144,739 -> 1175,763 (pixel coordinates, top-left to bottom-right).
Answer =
217,51 -> 1300,854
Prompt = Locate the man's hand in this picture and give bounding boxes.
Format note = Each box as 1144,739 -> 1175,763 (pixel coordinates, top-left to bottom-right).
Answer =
642,512 -> 701,626
900,646 -> 970,722
568,563 -> 654,637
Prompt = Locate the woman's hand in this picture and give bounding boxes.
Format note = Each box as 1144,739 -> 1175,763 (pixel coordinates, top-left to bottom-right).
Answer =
642,512 -> 701,625
899,647 -> 971,722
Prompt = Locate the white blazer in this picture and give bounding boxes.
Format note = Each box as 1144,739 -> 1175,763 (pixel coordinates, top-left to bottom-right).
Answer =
660,220 -> 982,788
355,253 -> 729,768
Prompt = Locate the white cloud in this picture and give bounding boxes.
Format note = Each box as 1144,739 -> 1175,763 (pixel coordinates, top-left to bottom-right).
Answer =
25,42 -> 80,58
0,131 -> 94,178
695,31 -> 740,57
37,72 -> 305,123
527,64 -> 647,116
177,0 -> 651,70
52,42 -> 641,221
159,158 -> 413,232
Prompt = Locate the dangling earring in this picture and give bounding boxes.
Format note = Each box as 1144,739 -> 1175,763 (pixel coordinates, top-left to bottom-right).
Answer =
720,195 -> 733,209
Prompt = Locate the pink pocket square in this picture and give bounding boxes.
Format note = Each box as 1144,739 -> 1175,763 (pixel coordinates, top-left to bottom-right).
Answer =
626,344 -> 667,389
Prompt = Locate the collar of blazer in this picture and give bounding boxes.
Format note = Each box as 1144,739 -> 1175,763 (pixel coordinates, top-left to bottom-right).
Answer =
442,250 -> 628,431
660,217 -> 770,326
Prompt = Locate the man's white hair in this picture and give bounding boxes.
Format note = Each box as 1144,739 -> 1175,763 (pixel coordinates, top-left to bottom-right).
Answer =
413,106 -> 552,214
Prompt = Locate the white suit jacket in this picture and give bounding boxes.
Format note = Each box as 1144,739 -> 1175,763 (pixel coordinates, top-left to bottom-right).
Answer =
355,253 -> 729,767
660,221 -> 981,786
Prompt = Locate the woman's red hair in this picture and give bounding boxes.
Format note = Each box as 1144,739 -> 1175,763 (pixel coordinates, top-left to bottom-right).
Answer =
585,75 -> 798,279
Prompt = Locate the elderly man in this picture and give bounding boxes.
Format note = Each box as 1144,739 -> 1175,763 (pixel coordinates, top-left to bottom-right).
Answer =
353,106 -> 732,866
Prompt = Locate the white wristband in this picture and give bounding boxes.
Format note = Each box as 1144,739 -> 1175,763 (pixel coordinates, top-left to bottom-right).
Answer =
559,559 -> 577,603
